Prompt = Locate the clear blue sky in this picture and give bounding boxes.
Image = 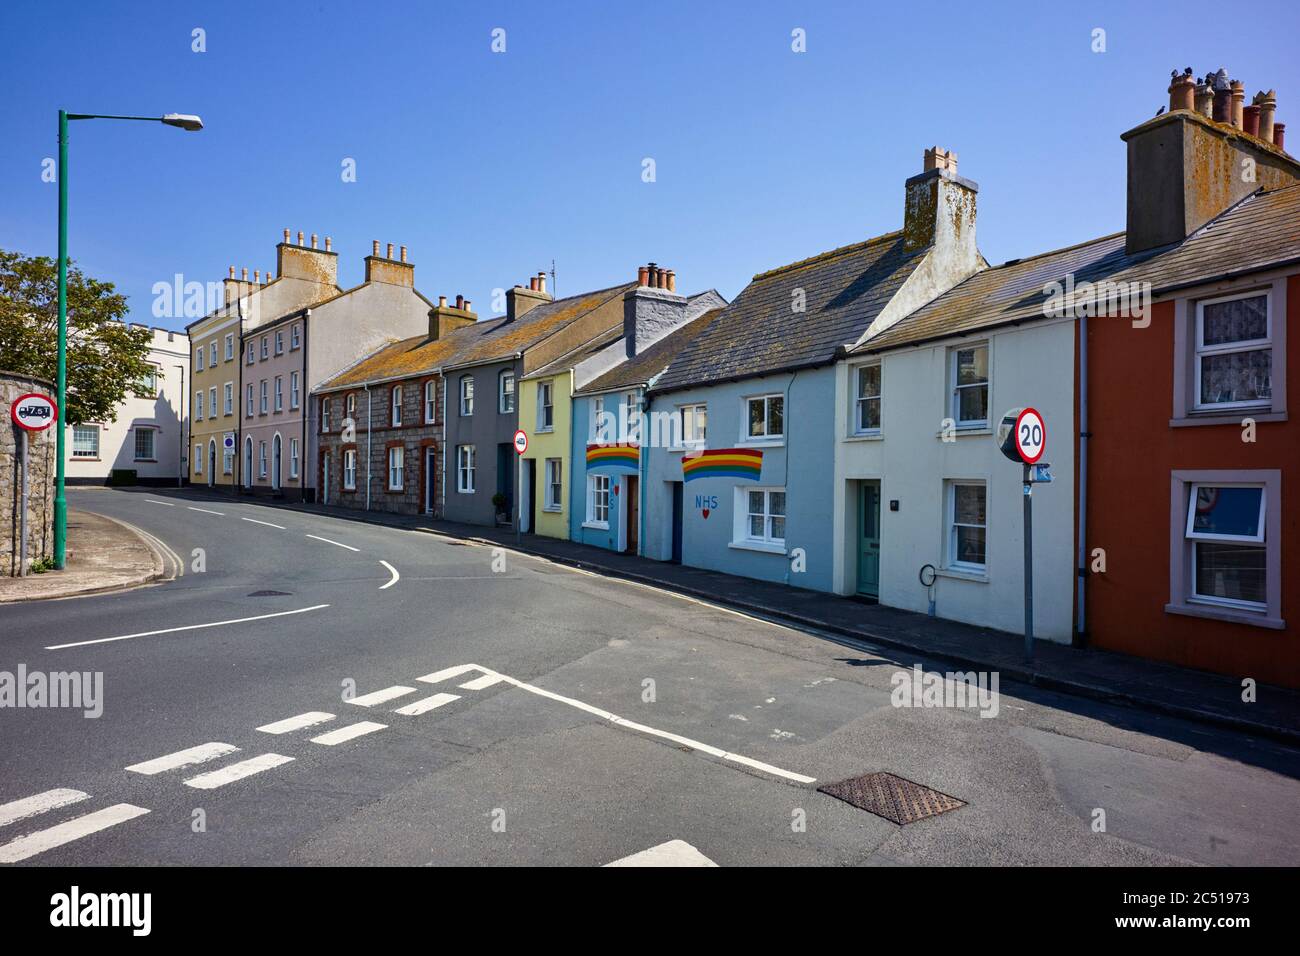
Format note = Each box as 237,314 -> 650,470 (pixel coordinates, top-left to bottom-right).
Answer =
2,0 -> 1296,331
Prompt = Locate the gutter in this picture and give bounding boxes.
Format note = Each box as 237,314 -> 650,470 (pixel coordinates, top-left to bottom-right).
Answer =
1077,315 -> 1089,645
301,309 -> 310,502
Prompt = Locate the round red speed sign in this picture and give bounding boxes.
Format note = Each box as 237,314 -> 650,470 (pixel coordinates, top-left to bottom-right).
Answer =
512,429 -> 528,455
11,393 -> 58,431
1014,407 -> 1046,464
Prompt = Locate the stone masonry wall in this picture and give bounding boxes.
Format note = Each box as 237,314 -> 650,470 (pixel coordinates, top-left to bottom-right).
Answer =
2,371 -> 57,575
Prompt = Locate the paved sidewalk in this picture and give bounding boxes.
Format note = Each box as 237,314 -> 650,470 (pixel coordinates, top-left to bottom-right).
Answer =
151,488 -> 1300,744
0,508 -> 170,603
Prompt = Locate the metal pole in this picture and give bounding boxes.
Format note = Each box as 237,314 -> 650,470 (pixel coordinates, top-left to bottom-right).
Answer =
516,450 -> 522,545
19,430 -> 29,577
54,109 -> 69,568
1023,464 -> 1034,661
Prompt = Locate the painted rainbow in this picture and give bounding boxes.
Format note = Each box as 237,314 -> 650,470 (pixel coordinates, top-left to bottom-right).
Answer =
586,443 -> 640,471
681,448 -> 763,482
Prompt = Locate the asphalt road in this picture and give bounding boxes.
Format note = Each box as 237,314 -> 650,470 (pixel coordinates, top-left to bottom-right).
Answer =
1,487 -> 1297,866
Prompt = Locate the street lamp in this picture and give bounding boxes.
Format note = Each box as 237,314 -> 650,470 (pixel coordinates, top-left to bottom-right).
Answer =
54,109 -> 202,568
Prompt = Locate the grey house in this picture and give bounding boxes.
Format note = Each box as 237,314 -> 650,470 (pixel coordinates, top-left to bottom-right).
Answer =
441,277 -> 634,527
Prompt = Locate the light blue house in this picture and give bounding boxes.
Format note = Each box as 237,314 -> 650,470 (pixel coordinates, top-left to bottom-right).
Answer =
641,148 -> 985,594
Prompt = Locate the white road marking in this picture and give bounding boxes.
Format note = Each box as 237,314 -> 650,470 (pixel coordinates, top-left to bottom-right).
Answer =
417,664 -> 482,685
126,742 -> 240,776
394,693 -> 459,715
145,499 -> 175,507
605,839 -> 718,867
45,604 -> 331,650
305,534 -> 359,552
347,686 -> 416,707
184,753 -> 294,789
0,789 -> 89,828
187,506 -> 225,516
0,804 -> 150,863
256,712 -> 335,735
446,664 -> 816,785
241,516 -> 286,530
459,673 -> 505,690
379,560 -> 400,589
310,721 -> 386,745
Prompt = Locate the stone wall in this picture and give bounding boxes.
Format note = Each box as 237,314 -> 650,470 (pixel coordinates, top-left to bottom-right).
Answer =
2,371 -> 57,575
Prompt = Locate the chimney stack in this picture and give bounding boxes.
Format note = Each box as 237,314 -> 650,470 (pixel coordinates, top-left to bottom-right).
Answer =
903,146 -> 979,266
364,242 -> 414,286
1169,69 -> 1195,112
506,273 -> 553,321
621,263 -> 692,357
277,227 -> 339,285
428,292 -> 477,339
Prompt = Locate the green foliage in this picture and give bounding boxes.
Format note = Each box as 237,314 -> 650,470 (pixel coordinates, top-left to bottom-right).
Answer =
29,557 -> 56,574
0,248 -> 155,425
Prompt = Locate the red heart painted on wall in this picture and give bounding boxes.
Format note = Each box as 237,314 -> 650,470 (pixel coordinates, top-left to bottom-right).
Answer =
701,509 -> 710,519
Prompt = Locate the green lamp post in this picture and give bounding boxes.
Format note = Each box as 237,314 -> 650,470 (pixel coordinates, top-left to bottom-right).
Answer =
54,110 -> 202,568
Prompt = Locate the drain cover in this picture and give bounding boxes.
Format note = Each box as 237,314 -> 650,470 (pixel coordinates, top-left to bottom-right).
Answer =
248,589 -> 292,597
818,771 -> 965,825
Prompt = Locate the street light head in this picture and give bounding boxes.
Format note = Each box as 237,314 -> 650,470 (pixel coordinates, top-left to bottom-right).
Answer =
161,113 -> 203,131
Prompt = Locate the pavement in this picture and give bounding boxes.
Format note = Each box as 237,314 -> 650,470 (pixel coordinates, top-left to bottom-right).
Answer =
171,488 -> 1300,746
0,507 -> 174,603
0,486 -> 1296,867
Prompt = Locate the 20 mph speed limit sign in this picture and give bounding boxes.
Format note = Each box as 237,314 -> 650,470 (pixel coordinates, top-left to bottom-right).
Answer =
1013,407 -> 1046,464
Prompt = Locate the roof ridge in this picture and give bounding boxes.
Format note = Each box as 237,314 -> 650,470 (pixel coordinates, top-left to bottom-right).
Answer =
994,230 -> 1126,269
752,230 -> 903,281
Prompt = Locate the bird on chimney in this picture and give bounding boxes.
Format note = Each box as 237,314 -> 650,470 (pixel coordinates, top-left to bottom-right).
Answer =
1155,105 -> 1166,116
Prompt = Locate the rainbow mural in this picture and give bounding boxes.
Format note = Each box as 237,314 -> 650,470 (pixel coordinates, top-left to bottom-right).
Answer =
681,448 -> 763,482
586,443 -> 640,472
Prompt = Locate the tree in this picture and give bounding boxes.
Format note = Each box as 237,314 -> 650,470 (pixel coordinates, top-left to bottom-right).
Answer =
0,248 -> 156,425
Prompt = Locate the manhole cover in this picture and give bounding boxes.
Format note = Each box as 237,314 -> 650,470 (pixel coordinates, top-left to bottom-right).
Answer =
248,590 -> 292,597
818,771 -> 965,825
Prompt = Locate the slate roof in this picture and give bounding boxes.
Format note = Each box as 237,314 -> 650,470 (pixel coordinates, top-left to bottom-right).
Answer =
857,183 -> 1300,353
314,325 -> 479,391
576,308 -> 725,395
524,327 -> 624,380
652,231 -> 924,393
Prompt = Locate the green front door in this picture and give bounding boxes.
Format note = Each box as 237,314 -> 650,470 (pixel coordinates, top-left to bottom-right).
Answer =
857,481 -> 881,598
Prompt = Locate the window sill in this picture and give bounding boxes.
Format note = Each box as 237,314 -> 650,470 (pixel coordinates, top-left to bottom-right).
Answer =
942,425 -> 992,438
844,431 -> 883,442
133,459 -> 158,464
739,438 -> 784,449
457,488 -> 475,495
1170,410 -> 1286,428
543,506 -> 562,513
729,539 -> 787,555
582,521 -> 609,531
937,566 -> 988,583
536,427 -> 554,434
1165,601 -> 1284,630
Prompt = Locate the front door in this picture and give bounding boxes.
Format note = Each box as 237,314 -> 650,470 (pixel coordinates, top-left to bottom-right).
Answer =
320,451 -> 330,505
272,436 -> 282,491
425,446 -> 437,515
857,481 -> 881,599
625,476 -> 639,554
670,481 -> 683,563
208,441 -> 216,487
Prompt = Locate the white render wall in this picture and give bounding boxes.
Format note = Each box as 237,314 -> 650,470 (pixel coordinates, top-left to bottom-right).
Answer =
832,317 -> 1076,642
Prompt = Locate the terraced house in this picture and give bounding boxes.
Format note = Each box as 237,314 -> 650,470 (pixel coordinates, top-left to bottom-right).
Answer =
640,149 -> 983,590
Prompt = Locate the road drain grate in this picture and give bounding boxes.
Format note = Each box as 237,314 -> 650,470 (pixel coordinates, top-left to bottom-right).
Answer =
818,771 -> 965,825
248,590 -> 292,597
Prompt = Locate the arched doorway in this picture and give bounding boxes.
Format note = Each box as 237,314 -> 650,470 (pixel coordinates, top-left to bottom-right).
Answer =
243,436 -> 253,488
272,434 -> 282,492
207,440 -> 216,488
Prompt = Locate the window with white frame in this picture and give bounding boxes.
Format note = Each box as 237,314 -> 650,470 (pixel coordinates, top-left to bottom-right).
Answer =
1194,291 -> 1271,410
246,342 -> 255,365
623,392 -> 641,443
289,439 -> 300,479
274,376 -> 283,412
388,446 -> 404,490
224,333 -> 234,361
224,382 -> 233,415
275,330 -> 284,355
195,390 -> 204,420
260,380 -> 268,414
196,347 -> 205,371
346,393 -> 356,420
946,481 -> 987,571
460,376 -> 474,416
290,372 -> 300,409
209,341 -> 217,367
744,488 -> 787,545
209,387 -> 217,419
537,380 -> 554,430
544,459 -> 562,511
246,384 -> 254,417
457,445 -> 476,493
1184,484 -> 1266,608
680,404 -> 707,447
586,474 -> 610,526
291,324 -> 301,349
133,428 -> 155,461
424,381 -> 436,423
135,364 -> 158,398
222,446 -> 233,475
260,336 -> 269,359
258,441 -> 268,478
855,363 -> 882,433
746,394 -> 784,441
343,449 -> 357,490
194,444 -> 203,474
499,370 -> 514,413
589,395 -> 606,441
72,425 -> 99,458
950,344 -> 989,427
392,385 -> 403,426
321,398 -> 332,432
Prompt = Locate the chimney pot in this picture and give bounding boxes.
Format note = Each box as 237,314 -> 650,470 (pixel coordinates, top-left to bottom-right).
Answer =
1213,86 -> 1232,124
400,245 -> 407,263
228,265 -> 235,279
529,276 -> 537,291
325,236 -> 332,252
1256,90 -> 1277,144
386,243 -> 394,260
638,265 -> 650,286
1195,81 -> 1214,117
254,270 -> 260,283
1230,80 -> 1245,129
372,240 -> 379,256
1244,104 -> 1261,138
1169,70 -> 1196,112
1275,122 -> 1286,151
463,299 -> 471,312
242,267 -> 249,281
439,295 -> 447,307
666,270 -> 676,293
537,272 -> 546,294
455,294 -> 464,310
283,228 -> 290,243
310,233 -> 317,249
297,231 -> 304,246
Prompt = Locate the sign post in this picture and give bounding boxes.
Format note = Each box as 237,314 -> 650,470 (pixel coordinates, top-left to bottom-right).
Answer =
997,406 -> 1047,661
12,393 -> 58,577
513,429 -> 528,545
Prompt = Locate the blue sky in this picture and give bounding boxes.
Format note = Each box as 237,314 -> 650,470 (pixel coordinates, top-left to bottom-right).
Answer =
1,0 -> 1296,331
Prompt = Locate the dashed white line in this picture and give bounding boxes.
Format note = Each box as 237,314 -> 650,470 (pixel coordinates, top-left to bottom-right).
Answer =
0,804 -> 150,864
45,604 -> 331,650
305,534 -> 360,552
145,499 -> 175,507
126,742 -> 240,776
187,506 -> 225,516
311,721 -> 386,746
256,712 -> 335,735
394,693 -> 459,716
241,516 -> 286,530
0,789 -> 89,828
459,673 -> 505,691
347,686 -> 416,707
184,753 -> 294,790
605,839 -> 719,867
379,560 -> 400,589
416,664 -> 480,685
